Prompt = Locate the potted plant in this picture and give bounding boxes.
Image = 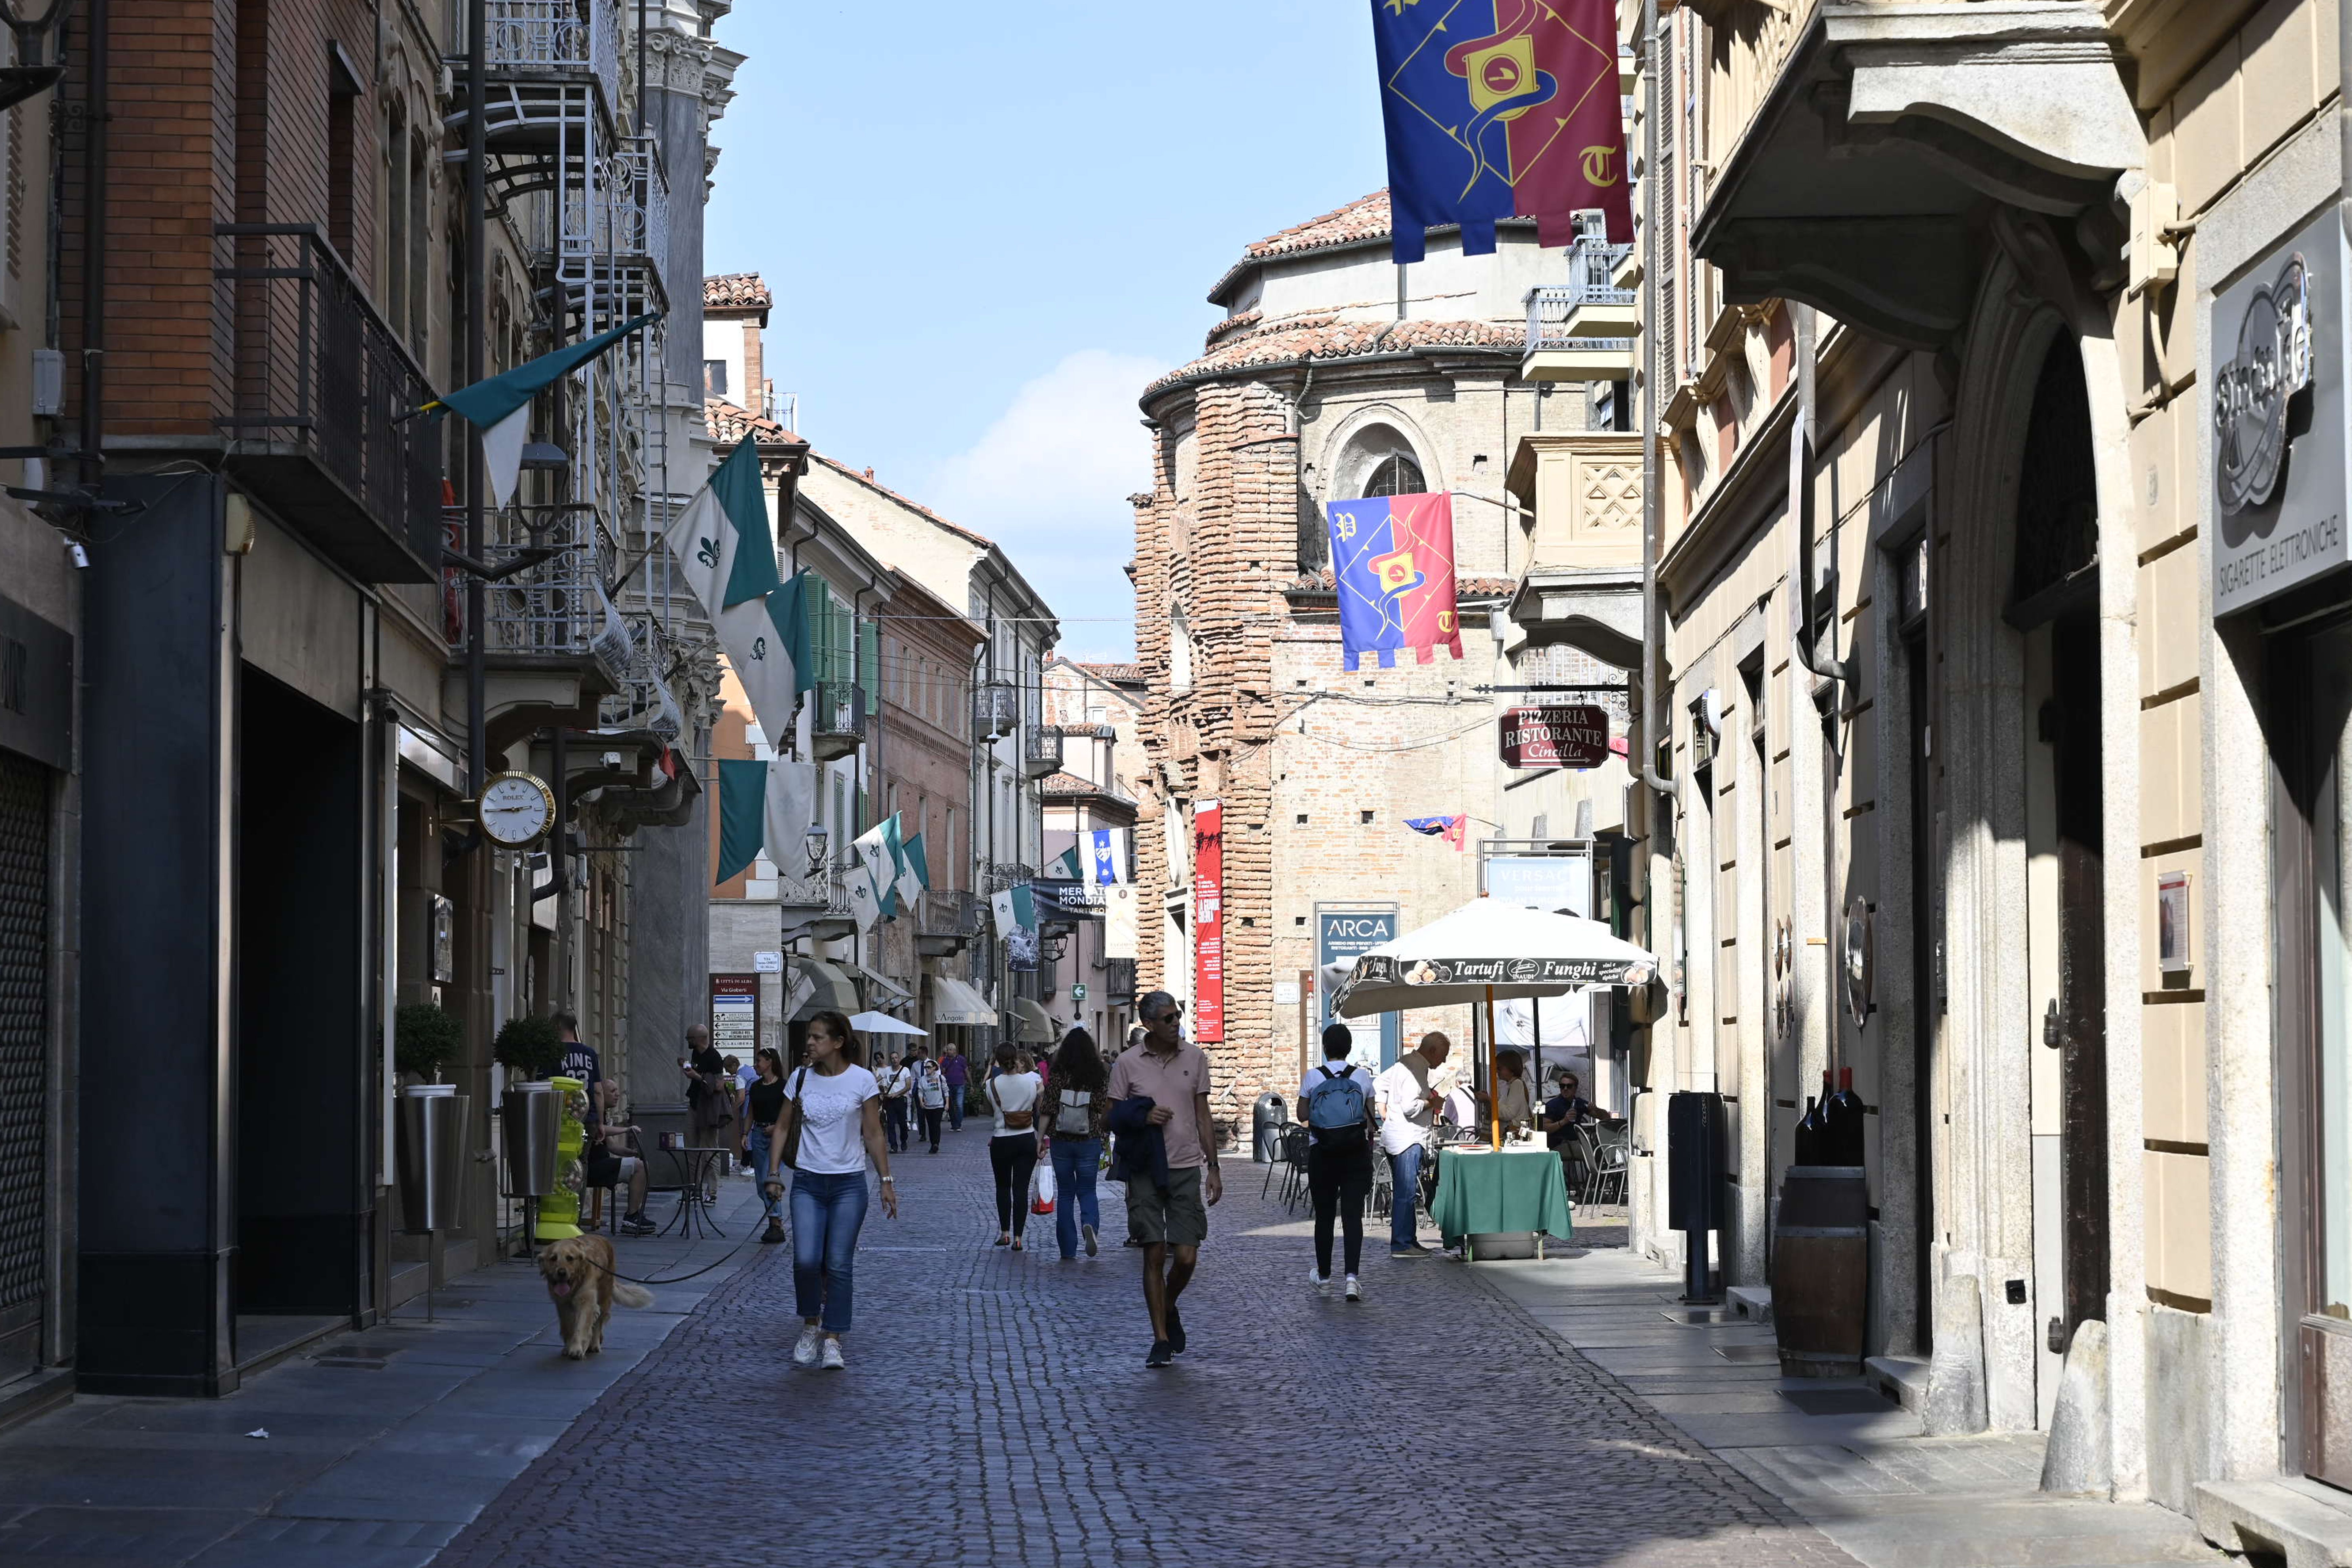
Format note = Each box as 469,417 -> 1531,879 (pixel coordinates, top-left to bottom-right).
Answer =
492,1013 -> 565,1081
394,1002 -> 465,1083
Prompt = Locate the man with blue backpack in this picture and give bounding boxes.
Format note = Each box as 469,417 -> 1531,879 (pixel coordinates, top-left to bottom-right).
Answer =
1299,1022 -> 1380,1301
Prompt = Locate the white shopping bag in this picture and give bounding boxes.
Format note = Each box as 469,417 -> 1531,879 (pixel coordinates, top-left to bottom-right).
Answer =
1031,1158 -> 1057,1215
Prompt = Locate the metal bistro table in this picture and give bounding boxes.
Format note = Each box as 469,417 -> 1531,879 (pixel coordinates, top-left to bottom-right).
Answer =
660,1146 -> 731,1239
1429,1145 -> 1575,1260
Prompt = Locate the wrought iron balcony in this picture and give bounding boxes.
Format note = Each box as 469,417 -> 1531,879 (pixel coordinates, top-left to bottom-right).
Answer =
483,0 -> 619,100
484,521 -> 634,686
1523,222 -> 1637,383
973,681 -> 1018,740
811,680 -> 866,761
214,224 -> 443,583
1101,956 -> 1137,1002
1023,724 -> 1064,779
917,889 -> 984,957
596,612 -> 684,740
982,861 -> 1035,893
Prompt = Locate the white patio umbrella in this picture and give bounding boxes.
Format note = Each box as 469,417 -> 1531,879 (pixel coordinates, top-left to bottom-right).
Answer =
1330,899 -> 1657,1018
848,1010 -> 926,1039
1330,899 -> 1657,1150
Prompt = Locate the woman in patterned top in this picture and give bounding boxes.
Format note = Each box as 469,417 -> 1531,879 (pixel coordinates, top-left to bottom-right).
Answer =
1039,1027 -> 1111,1261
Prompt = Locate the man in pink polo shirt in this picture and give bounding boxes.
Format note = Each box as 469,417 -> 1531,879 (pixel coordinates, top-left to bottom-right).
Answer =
1107,990 -> 1221,1367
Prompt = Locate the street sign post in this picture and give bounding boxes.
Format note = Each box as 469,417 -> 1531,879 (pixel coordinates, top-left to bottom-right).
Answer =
1499,704 -> 1610,769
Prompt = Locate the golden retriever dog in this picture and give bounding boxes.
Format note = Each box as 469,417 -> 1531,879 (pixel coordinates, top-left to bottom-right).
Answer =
537,1234 -> 654,1359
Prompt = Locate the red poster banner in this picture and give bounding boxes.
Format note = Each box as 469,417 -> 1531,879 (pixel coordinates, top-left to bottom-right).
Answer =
1192,800 -> 1225,1044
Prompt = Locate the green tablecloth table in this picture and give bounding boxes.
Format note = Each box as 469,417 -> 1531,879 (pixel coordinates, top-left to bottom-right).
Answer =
1430,1146 -> 1574,1254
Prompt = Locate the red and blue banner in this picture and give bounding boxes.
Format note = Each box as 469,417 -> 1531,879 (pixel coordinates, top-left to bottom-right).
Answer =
1405,814 -> 1467,850
1326,491 -> 1464,671
1370,0 -> 1633,262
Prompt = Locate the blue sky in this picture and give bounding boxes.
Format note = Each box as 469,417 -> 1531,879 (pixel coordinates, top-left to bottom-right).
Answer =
703,2 -> 1389,660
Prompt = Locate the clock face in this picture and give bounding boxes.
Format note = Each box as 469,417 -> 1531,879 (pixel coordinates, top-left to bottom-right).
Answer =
479,773 -> 553,847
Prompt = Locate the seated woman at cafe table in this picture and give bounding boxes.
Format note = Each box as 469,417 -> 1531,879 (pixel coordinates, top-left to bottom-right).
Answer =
1493,1051 -> 1534,1132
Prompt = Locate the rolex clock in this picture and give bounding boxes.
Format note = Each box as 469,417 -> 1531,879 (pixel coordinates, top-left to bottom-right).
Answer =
476,771 -> 556,848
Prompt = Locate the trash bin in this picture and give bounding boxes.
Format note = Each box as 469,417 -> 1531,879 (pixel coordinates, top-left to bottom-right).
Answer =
1667,1090 -> 1726,1301
1253,1092 -> 1286,1163
501,1080 -> 561,1196
395,1084 -> 471,1234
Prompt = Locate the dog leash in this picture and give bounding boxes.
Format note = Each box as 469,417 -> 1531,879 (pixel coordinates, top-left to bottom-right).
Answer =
579,1230 -> 765,1288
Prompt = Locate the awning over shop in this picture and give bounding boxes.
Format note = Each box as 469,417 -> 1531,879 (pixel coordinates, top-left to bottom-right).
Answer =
835,959 -> 913,1010
1010,997 -> 1058,1044
787,957 -> 858,1020
930,976 -> 995,1026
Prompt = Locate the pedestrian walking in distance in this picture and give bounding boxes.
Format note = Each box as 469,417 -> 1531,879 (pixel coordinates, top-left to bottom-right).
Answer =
762,1010 -> 896,1370
1301,1022 -> 1378,1300
742,1046 -> 789,1245
940,1043 -> 969,1133
879,1051 -> 912,1155
985,1042 -> 1043,1250
1040,1027 -> 1110,1261
912,1047 -> 947,1153
1106,991 -> 1219,1368
1374,1031 -> 1449,1257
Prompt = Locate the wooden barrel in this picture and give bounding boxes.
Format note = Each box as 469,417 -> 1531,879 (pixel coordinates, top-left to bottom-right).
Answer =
1770,1164 -> 1868,1377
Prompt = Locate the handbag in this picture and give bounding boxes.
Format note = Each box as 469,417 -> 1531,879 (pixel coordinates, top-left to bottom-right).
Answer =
776,1068 -> 809,1173
999,1073 -> 1036,1131
1031,1157 -> 1057,1215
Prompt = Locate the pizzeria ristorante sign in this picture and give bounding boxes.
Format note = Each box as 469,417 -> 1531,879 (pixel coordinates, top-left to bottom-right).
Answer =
2212,209 -> 2352,615
1498,704 -> 1610,769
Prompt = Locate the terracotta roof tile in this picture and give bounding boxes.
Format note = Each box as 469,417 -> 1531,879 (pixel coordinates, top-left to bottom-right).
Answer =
704,272 -> 771,310
1246,191 -> 1392,261
1040,770 -> 1107,797
704,398 -> 801,445
1148,315 -> 1523,398
1076,661 -> 1146,683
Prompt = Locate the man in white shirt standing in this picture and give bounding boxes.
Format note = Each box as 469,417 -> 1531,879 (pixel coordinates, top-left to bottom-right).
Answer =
1374,1031 -> 1449,1257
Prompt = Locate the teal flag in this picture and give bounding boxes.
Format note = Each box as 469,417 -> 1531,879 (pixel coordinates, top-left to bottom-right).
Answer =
716,432 -> 780,608
902,832 -> 931,891
1047,844 -> 1083,881
430,312 -> 661,508
716,758 -> 767,883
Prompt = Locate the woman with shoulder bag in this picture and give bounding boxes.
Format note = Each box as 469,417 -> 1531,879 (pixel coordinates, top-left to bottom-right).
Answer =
983,1042 -> 1042,1251
1039,1027 -> 1110,1261
763,1012 -> 896,1370
742,1047 -> 789,1244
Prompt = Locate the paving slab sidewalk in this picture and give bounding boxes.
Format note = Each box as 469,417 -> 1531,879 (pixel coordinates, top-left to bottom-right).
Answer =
0,1179 -> 775,1568
1472,1245 -> 2229,1568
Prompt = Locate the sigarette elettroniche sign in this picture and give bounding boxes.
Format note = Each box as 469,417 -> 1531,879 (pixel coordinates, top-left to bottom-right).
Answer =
2212,209 -> 2350,615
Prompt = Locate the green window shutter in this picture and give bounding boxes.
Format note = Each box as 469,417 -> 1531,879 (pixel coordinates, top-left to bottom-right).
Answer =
858,618 -> 878,708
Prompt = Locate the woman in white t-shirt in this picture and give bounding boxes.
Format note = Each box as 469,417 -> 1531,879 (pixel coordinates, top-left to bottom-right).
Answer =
763,1010 -> 896,1371
983,1042 -> 1043,1251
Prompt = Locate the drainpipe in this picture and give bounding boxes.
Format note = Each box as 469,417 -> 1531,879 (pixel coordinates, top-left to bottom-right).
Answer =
465,0 -> 487,803
1638,0 -> 1669,803
76,0 -> 104,490
1789,305 -> 1853,688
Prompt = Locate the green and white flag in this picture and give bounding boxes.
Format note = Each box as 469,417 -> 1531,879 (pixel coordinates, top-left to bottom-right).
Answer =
883,814 -> 923,914
664,436 -> 780,621
896,827 -> 931,912
1046,844 -> 1083,881
429,312 -> 659,509
762,758 -> 817,877
846,819 -> 894,932
722,573 -> 812,741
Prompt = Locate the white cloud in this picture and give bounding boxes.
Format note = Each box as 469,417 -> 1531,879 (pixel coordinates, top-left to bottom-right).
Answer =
925,349 -> 1167,661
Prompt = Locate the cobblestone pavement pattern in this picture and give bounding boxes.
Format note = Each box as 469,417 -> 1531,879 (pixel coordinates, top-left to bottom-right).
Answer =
434,1128 -> 1859,1568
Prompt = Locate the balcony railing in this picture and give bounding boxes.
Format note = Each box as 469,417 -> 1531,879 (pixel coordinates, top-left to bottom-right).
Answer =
596,612 -> 684,739
973,682 -> 1018,740
811,680 -> 866,761
485,522 -> 634,685
485,0 -> 620,105
1023,725 -> 1065,779
917,889 -> 984,956
1101,956 -> 1137,1002
215,224 -> 442,582
982,861 -> 1035,893
1528,220 -> 1635,353
777,866 -> 850,911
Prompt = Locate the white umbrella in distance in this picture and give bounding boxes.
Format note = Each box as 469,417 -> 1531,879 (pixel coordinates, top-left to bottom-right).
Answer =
848,1010 -> 927,1038
1331,900 -> 1656,1019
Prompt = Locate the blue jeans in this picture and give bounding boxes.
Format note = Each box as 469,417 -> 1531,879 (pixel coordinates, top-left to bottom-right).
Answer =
1050,1137 -> 1102,1259
749,1125 -> 783,1221
1389,1143 -> 1424,1250
946,1085 -> 965,1130
790,1170 -> 869,1333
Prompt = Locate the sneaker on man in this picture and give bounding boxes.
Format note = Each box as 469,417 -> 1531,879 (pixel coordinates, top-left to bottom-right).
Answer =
1391,1242 -> 1433,1258
620,1214 -> 657,1237
820,1337 -> 846,1371
1145,1339 -> 1174,1368
1309,1268 -> 1331,1297
791,1325 -> 823,1367
1344,1275 -> 1363,1302
1165,1306 -> 1187,1355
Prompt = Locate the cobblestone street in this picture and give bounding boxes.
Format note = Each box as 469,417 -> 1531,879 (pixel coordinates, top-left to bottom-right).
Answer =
434,1130 -> 1856,1568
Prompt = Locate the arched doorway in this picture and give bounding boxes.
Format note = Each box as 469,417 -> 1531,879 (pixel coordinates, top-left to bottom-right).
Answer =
2006,330 -> 2107,1418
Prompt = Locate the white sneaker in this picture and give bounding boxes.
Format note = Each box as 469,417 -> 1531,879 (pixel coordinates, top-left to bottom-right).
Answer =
820,1337 -> 846,1371
1344,1275 -> 1363,1302
791,1325 -> 822,1366
1309,1268 -> 1331,1297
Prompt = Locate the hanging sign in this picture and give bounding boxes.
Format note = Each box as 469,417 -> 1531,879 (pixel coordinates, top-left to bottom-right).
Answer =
1498,704 -> 1610,769
1193,800 -> 1225,1043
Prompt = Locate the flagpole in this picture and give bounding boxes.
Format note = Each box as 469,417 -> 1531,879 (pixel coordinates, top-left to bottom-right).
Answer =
1486,985 -> 1500,1151
463,0 -> 488,809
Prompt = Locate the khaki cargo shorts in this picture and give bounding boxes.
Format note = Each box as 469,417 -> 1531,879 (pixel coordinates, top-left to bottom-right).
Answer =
1125,1165 -> 1208,1249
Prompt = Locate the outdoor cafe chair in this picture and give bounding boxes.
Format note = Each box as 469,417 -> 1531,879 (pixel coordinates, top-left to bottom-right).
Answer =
1585,1122 -> 1630,1206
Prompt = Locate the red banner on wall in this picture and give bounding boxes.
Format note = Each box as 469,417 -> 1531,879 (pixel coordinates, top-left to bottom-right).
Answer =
1192,800 -> 1224,1044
